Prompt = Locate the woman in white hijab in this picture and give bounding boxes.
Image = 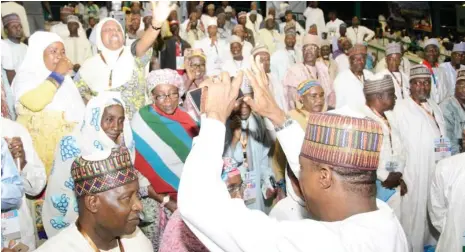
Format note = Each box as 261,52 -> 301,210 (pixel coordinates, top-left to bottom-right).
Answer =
76,1 -> 175,120
12,31 -> 85,177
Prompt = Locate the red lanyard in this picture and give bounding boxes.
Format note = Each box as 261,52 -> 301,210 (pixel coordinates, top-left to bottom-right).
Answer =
389,71 -> 403,98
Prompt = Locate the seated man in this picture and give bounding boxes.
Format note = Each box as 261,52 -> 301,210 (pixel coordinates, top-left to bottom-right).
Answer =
36,148 -> 153,251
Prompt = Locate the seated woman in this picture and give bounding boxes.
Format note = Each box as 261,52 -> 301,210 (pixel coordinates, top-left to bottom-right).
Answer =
131,69 -> 199,251
158,157 -> 243,252
42,92 -> 150,238
76,3 -> 173,120
12,31 -> 85,177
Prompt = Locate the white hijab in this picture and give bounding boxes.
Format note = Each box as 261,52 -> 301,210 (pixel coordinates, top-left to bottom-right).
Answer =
11,31 -> 85,122
79,17 -> 136,91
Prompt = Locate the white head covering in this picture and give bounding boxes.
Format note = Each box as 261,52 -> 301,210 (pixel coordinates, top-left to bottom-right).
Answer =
225,6 -> 232,13
12,31 -> 85,122
78,18 -> 136,91
424,38 -> 439,49
452,43 -> 465,53
67,15 -> 80,24
230,35 -> 242,45
206,16 -> 217,27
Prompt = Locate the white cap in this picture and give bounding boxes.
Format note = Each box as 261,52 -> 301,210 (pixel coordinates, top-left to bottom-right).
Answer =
225,6 -> 232,13
423,38 -> 439,49
230,35 -> 242,45
206,17 -> 217,27
452,43 -> 465,53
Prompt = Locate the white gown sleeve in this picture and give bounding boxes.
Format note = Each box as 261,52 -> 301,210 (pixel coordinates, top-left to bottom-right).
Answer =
428,160 -> 447,233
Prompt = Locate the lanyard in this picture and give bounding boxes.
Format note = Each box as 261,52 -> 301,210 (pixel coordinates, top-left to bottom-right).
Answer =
76,220 -> 125,252
423,60 -> 438,87
99,49 -> 125,88
389,71 -> 404,98
420,102 -> 441,135
371,108 -> 394,155
305,65 -> 319,80
240,124 -> 249,168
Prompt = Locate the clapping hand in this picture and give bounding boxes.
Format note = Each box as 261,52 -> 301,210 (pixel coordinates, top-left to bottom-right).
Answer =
151,1 -> 177,28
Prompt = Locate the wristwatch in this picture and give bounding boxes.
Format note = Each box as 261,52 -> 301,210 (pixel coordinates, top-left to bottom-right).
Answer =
161,195 -> 170,207
274,116 -> 293,132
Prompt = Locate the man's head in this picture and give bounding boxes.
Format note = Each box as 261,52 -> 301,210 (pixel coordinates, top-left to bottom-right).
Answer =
320,44 -> 331,59
268,7 -> 276,18
238,12 -> 247,25
328,11 -> 337,21
130,13 -> 141,32
284,28 -> 297,49
67,15 -> 80,35
232,25 -> 245,40
364,74 -> 396,112
298,113 -> 382,221
188,13 -> 198,29
297,80 -> 325,112
265,16 -> 275,30
169,10 -> 178,21
249,11 -> 257,23
230,35 -> 243,59
72,148 -> 142,236
217,13 -> 226,28
225,6 -> 233,20
285,10 -> 293,22
309,1 -> 318,8
222,1 -> 229,7
89,16 -> 97,28
348,44 -> 367,74
169,20 -> 180,36
338,37 -> 351,53
207,19 -> 218,38
130,1 -> 141,14
385,43 -> 402,72
339,23 -> 347,37
2,13 -> 23,40
352,16 -> 360,27
309,24 -> 318,35
424,39 -> 440,65
207,4 -> 215,16
455,70 -> 465,102
147,69 -> 185,115
251,2 -> 258,11
409,65 -> 432,103
252,45 -> 271,73
303,35 -> 321,64
239,99 -> 252,120
451,43 -> 465,67
189,55 -> 206,80
143,13 -> 153,30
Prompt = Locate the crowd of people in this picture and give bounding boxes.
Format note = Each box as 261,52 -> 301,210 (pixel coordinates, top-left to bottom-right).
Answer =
1,1 -> 465,252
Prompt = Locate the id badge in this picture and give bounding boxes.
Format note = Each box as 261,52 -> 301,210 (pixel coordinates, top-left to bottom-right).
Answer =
176,56 -> 185,70
1,209 -> 21,245
434,137 -> 452,163
385,158 -> 399,172
243,172 -> 256,205
214,58 -> 223,71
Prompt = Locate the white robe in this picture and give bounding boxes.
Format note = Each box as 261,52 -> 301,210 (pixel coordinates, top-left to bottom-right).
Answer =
1,118 -> 46,250
378,69 -> 410,100
346,26 -> 375,45
375,56 -> 411,77
334,53 -> 350,74
303,7 -> 325,36
391,98 -> 447,252
439,62 -> 465,97
34,224 -> 153,251
178,117 -> 409,252
1,39 -> 28,71
429,66 -> 450,104
271,48 -> 303,84
63,36 -> 93,65
334,69 -> 374,108
325,18 -> 344,42
258,28 -> 281,55
193,37 -> 229,76
50,23 -> 86,40
429,153 -> 465,252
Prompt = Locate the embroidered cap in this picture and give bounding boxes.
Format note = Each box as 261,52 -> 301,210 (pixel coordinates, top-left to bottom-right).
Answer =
230,35 -> 242,45
225,6 -> 233,13
348,44 -> 367,57
303,34 -> 321,47
71,148 -> 138,197
238,11 -> 247,18
297,79 -> 321,97
456,69 -> 465,82
251,44 -> 269,56
2,13 -> 21,27
386,42 -> 401,56
67,15 -> 80,24
301,113 -> 383,170
146,69 -> 185,96
409,64 -> 431,81
452,43 -> 465,53
207,4 -> 215,10
363,74 -> 394,95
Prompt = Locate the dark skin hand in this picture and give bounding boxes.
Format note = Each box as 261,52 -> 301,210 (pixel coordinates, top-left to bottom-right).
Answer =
381,172 -> 402,189
400,179 -> 408,196
73,64 -> 81,73
5,137 -> 27,170
147,186 -> 177,212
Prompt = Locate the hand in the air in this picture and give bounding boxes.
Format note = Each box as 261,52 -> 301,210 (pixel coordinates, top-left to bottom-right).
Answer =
151,1 -> 177,27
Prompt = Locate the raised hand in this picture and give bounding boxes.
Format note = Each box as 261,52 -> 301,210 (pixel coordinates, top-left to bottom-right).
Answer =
151,1 -> 177,27
243,56 -> 286,126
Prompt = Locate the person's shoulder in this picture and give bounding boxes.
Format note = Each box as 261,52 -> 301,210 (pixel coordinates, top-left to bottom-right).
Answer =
121,227 -> 153,251
1,118 -> 28,137
35,224 -> 81,251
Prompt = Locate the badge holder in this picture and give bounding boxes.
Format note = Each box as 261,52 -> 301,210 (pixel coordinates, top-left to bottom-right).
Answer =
434,137 -> 452,163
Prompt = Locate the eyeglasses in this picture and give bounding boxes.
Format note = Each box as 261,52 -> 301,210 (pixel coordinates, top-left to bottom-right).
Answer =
190,63 -> 205,69
411,80 -> 431,86
227,182 -> 246,195
155,93 -> 179,101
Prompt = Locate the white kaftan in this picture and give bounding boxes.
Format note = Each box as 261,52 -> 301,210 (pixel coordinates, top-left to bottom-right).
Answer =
303,7 -> 325,36
49,22 -> 86,40
391,98 -> 447,252
178,117 -> 409,252
193,37 -> 229,76
429,153 -> 465,252
439,62 -> 465,97
63,36 -> 93,65
271,48 -> 303,84
1,39 -> 27,71
378,69 -> 410,100
334,69 -> 374,108
346,26 -> 375,45
1,117 -> 46,250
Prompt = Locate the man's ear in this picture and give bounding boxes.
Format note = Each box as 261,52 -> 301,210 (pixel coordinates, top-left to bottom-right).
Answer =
318,165 -> 332,189
84,195 -> 100,214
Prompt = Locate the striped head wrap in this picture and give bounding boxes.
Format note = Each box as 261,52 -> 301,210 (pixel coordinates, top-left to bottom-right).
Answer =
2,13 -> 20,27
297,79 -> 321,97
71,147 -> 138,197
385,42 -> 401,56
456,69 -> 465,82
409,64 -> 430,81
363,74 -> 394,95
251,44 -> 269,56
146,69 -> 185,97
301,113 -> 383,170
348,44 -> 367,57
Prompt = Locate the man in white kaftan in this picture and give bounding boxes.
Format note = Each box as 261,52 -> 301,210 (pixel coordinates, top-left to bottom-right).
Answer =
231,25 -> 253,60
303,2 -> 325,36
423,38 -> 451,104
62,16 -> 93,68
429,153 -> 465,252
50,6 -> 86,40
258,15 -> 281,55
177,71 -> 409,251
346,16 -> 374,45
1,13 -> 28,84
1,117 -> 46,250
439,43 -> 465,97
377,43 -> 410,100
271,28 -> 302,84
391,65 -> 447,252
334,44 -> 374,108
326,11 -> 344,42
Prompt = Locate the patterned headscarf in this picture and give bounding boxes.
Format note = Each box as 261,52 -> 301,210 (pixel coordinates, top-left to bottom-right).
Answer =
146,69 -> 185,97
297,79 -> 321,97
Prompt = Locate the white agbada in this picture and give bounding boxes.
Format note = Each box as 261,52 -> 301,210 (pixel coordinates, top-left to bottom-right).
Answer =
303,7 -> 325,36
178,117 -> 409,252
258,28 -> 281,54
439,62 -> 465,97
375,56 -> 411,77
334,69 -> 374,108
11,31 -> 85,123
63,36 -> 93,65
334,53 -> 350,74
193,37 -> 229,77
268,72 -> 287,113
391,97 -> 447,252
50,22 -> 86,40
325,18 -> 344,42
221,58 -> 251,78
1,39 -> 28,71
428,65 -> 450,104
1,117 -> 46,250
35,224 -> 153,252
429,153 -> 465,252
271,47 -> 303,84
378,69 -> 410,100
346,26 -> 375,45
